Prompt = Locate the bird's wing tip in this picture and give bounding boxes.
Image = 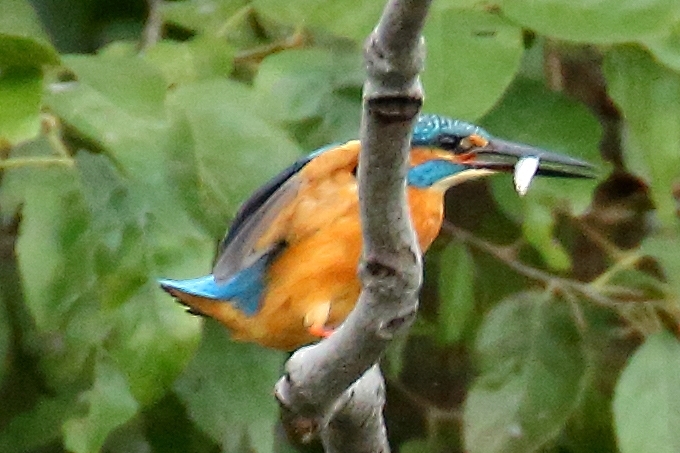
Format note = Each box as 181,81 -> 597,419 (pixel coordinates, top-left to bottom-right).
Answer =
158,278 -> 175,292
157,275 -> 218,298
158,278 -> 185,294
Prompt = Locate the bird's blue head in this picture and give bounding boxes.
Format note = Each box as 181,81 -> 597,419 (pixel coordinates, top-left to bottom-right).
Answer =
407,114 -> 595,190
411,114 -> 491,148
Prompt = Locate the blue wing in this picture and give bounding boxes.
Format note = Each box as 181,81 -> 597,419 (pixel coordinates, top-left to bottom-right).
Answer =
213,143 -> 341,282
212,156 -> 309,282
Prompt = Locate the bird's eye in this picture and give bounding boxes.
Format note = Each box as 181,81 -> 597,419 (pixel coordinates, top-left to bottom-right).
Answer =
437,134 -> 462,151
458,136 -> 475,152
436,133 -> 488,154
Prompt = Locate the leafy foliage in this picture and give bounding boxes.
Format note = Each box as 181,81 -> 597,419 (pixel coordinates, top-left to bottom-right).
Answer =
613,331 -> 680,453
464,291 -> 588,453
0,0 -> 679,452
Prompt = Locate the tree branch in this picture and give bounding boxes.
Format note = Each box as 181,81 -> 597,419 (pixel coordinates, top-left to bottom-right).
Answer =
275,1 -> 432,451
140,0 -> 163,52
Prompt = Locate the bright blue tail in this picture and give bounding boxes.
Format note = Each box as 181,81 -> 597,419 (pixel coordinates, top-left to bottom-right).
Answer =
159,275 -> 229,300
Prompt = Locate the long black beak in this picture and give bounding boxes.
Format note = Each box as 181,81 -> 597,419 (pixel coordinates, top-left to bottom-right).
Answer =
472,138 -> 597,179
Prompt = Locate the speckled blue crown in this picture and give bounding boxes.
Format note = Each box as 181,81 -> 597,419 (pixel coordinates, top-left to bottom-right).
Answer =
412,114 -> 490,146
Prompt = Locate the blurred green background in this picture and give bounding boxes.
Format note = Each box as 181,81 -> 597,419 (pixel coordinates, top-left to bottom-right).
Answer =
1,0 -> 679,452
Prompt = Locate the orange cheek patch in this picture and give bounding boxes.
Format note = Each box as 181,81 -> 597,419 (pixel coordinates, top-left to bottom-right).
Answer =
409,148 -> 440,165
410,146 -> 478,165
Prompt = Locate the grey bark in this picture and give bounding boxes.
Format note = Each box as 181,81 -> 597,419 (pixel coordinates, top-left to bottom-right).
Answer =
275,1 -> 432,451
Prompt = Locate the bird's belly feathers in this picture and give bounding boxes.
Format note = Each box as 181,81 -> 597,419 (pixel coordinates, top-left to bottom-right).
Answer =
255,215 -> 363,349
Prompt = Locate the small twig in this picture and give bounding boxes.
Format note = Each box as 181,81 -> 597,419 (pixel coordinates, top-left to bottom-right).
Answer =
0,156 -> 73,170
233,29 -> 307,65
215,5 -> 254,39
567,213 -> 625,260
443,221 -> 680,338
598,284 -> 648,301
41,114 -> 72,159
140,0 -> 163,52
567,212 -> 671,298
0,114 -> 74,170
590,252 -> 642,289
442,221 -> 619,308
443,222 -> 561,285
617,303 -> 662,337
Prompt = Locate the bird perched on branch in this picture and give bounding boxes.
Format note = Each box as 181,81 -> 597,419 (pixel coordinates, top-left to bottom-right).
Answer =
160,114 -> 594,350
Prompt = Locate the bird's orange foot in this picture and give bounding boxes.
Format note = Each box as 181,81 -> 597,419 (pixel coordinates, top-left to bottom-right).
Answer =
307,324 -> 335,339
304,302 -> 333,339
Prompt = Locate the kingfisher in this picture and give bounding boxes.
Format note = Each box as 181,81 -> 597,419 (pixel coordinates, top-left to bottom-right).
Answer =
160,114 -> 594,350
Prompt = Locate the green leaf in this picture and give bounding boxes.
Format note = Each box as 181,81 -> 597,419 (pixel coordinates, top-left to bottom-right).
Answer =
253,48 -> 363,127
0,394 -> 78,453
161,0 -> 250,37
61,53 -> 166,120
4,140 -> 209,404
501,0 -> 680,44
0,0 -> 53,42
253,48 -> 363,148
4,153 -> 109,390
47,53 -> 170,183
643,20 -> 680,72
464,291 -> 588,453
252,0 -> 383,41
640,234 -> 680,299
437,241 -> 475,344
254,49 -> 347,122
143,36 -> 235,88
174,322 -> 285,453
107,286 -> 202,405
62,356 -> 139,453
422,7 -> 523,121
0,67 -> 42,146
613,331 -> 680,453
76,152 -> 153,309
74,152 -> 208,403
254,49 -> 364,139
167,79 -> 302,237
562,377 -> 618,453
291,93 -> 362,150
521,202 -> 571,271
604,46 -> 680,230
400,439 -> 432,453
0,0 -> 59,67
0,291 -> 9,384
471,243 -> 528,313
606,268 -> 668,302
8,158 -> 89,333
